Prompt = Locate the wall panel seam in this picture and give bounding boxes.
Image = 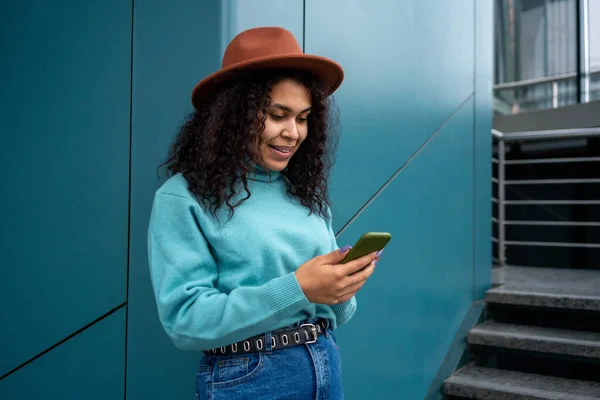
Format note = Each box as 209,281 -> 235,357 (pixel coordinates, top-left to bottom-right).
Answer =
336,93 -> 475,237
0,302 -> 127,382
124,0 -> 135,398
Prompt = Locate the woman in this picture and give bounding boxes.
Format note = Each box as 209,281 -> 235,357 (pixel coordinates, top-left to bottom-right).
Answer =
148,27 -> 381,399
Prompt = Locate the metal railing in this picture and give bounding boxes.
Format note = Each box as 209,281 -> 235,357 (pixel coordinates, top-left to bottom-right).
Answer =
492,127 -> 600,267
493,69 -> 600,115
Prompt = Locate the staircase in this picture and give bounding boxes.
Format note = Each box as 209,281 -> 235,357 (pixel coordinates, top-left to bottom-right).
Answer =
443,128 -> 600,399
444,266 -> 600,399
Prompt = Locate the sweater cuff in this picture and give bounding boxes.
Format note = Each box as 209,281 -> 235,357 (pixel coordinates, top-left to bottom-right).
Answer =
261,272 -> 310,314
331,297 -> 357,328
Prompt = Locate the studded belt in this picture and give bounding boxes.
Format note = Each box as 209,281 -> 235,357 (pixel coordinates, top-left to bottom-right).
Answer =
205,319 -> 329,356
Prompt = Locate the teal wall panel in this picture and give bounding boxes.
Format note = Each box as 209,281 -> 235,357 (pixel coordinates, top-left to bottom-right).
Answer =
126,1 -> 221,399
336,100 -> 475,399
0,0 -> 130,378
305,0 -> 475,231
474,0 -> 494,299
221,0 -> 304,52
0,308 -> 125,400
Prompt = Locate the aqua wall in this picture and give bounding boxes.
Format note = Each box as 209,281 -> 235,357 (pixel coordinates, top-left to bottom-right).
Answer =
0,1 -> 491,399
0,0 -> 131,398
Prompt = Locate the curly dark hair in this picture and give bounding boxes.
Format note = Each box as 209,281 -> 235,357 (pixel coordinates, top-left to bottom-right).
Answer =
159,68 -> 340,219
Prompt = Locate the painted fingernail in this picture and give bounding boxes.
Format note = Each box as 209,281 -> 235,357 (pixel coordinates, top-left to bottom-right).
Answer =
340,245 -> 352,253
375,249 -> 384,258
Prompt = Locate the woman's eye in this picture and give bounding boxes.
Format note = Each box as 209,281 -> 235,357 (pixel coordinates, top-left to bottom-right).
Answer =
297,117 -> 308,123
270,114 -> 285,121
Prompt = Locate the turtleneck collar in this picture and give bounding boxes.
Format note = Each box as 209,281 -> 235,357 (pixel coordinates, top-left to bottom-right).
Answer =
248,164 -> 282,182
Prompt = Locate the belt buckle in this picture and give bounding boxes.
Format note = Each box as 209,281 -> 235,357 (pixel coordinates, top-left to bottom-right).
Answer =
301,323 -> 318,344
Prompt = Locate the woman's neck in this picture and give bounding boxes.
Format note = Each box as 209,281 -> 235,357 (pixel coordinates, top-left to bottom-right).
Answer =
248,164 -> 281,182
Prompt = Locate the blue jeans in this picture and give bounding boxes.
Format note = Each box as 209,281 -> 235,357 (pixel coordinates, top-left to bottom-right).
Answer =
195,320 -> 344,400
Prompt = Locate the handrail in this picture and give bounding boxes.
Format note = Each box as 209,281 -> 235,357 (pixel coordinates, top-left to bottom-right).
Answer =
494,71 -> 576,90
492,129 -> 504,139
493,67 -> 600,90
493,127 -> 600,142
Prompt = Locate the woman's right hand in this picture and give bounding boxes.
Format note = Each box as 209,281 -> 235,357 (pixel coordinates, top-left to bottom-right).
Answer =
295,247 -> 379,305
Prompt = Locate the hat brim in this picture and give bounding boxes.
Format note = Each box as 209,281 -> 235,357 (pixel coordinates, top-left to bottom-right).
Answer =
191,54 -> 344,110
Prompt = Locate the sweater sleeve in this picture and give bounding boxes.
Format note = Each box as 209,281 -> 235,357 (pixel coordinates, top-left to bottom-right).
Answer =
147,192 -> 310,351
325,206 -> 357,328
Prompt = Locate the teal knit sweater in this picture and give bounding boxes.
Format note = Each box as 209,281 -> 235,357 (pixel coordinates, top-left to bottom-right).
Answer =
147,168 -> 356,351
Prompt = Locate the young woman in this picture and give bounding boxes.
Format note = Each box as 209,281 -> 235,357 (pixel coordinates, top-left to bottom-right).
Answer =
148,27 -> 381,399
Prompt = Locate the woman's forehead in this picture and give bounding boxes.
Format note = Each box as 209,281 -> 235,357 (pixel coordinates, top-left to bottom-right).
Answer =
269,79 -> 311,111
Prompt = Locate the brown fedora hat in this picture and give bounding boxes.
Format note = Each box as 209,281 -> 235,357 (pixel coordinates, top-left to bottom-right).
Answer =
191,27 -> 344,110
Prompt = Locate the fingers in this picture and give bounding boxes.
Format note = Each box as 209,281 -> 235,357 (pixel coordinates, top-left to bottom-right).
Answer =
340,252 -> 378,275
349,261 -> 376,284
341,280 -> 365,298
320,245 -> 352,265
335,277 -> 369,304
330,262 -> 375,304
314,245 -> 380,305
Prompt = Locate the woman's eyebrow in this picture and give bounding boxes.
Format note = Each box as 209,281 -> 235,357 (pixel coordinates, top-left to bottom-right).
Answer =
270,103 -> 312,113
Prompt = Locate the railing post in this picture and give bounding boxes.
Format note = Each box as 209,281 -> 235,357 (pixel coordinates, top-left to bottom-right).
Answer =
578,0 -> 590,103
498,138 -> 506,266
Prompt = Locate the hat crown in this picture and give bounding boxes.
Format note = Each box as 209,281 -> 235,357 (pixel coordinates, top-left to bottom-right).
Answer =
191,26 -> 343,110
222,27 -> 303,68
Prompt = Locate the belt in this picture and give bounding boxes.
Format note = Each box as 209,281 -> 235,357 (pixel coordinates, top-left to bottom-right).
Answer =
205,319 -> 329,356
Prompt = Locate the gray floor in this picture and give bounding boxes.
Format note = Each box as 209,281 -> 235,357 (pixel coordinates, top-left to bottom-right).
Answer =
492,266 -> 600,297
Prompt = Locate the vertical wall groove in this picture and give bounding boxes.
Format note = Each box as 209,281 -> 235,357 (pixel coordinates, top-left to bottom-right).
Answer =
124,0 -> 135,398
472,0 -> 478,302
302,0 -> 306,52
473,0 -> 493,300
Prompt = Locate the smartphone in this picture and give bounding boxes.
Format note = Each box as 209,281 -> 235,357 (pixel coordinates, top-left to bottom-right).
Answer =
341,232 -> 392,264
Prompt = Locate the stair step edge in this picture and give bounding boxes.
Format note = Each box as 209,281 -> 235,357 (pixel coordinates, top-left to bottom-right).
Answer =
468,322 -> 600,358
444,365 -> 600,400
486,289 -> 600,312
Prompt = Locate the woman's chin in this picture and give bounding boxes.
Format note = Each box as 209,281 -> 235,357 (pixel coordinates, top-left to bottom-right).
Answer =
262,159 -> 289,171
260,149 -> 294,171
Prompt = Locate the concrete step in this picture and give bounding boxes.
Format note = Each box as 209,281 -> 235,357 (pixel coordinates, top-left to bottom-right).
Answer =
487,266 -> 600,312
468,321 -> 600,359
444,364 -> 600,399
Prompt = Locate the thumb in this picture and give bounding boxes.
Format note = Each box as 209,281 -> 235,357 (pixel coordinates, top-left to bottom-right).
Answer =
323,245 -> 352,263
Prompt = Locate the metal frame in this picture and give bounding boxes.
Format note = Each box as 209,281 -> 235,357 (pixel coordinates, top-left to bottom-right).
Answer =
501,127 -> 600,141
501,220 -> 600,227
504,157 -> 600,165
578,0 -> 591,103
495,129 -> 506,265
492,127 -> 600,267
504,178 -> 600,184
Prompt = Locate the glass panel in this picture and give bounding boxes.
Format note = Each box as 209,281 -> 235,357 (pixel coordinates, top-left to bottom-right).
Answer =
494,0 -> 581,115
589,0 -> 600,100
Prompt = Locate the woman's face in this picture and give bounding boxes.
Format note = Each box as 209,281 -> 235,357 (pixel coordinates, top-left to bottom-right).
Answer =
257,78 -> 311,171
